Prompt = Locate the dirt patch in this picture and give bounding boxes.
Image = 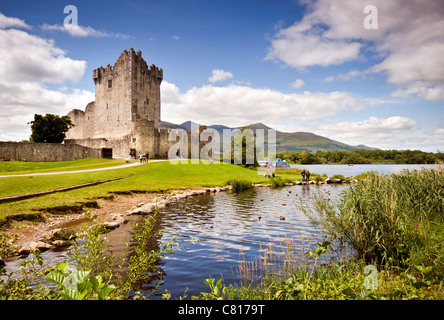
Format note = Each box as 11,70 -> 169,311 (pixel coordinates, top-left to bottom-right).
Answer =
2,192 -> 161,248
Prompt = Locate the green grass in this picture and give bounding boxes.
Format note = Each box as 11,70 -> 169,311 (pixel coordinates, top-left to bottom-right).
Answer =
0,158 -> 132,175
0,160 -> 303,221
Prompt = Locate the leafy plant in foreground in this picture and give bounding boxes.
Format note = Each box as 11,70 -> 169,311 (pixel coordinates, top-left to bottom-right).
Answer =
45,263 -> 115,300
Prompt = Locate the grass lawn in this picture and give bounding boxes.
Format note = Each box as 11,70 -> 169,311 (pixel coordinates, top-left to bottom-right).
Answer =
0,158 -> 133,175
0,160 -> 305,221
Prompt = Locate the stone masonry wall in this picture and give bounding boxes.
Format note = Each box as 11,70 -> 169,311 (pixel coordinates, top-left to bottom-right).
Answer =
0,142 -> 102,162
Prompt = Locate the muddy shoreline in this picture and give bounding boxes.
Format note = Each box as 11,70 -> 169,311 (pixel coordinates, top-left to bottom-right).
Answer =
1,186 -> 230,263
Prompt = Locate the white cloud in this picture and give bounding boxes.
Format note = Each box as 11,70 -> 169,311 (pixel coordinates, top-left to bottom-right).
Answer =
41,23 -> 130,39
266,23 -> 361,69
290,79 -> 305,89
0,29 -> 86,84
172,34 -> 180,40
317,116 -> 419,149
161,81 -> 375,128
0,24 -> 93,141
266,0 -> 444,101
208,69 -> 234,83
0,12 -> 31,29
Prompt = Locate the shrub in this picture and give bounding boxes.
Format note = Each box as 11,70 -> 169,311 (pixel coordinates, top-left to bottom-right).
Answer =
302,167 -> 444,275
227,179 -> 253,192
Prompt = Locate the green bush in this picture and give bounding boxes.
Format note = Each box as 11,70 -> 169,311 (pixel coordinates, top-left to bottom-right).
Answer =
227,179 -> 253,192
303,167 -> 444,275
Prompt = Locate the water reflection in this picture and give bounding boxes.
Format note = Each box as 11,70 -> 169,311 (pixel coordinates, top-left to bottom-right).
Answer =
152,184 -> 347,299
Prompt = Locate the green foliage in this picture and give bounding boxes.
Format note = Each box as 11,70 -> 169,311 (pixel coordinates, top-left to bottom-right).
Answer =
229,126 -> 259,168
226,179 -> 253,192
44,263 -> 115,300
0,208 -> 180,300
28,113 -> 74,143
195,278 -> 228,300
301,167 -> 444,275
277,149 -> 444,165
330,174 -> 346,181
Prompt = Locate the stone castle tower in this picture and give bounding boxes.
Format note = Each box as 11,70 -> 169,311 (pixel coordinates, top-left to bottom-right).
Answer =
65,48 -> 174,158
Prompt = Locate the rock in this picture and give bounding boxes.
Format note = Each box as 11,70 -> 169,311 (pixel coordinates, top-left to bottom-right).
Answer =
44,228 -> 76,241
130,202 -> 157,215
279,216 -> 285,221
331,179 -> 342,183
102,221 -> 121,230
324,178 -> 331,184
19,241 -> 53,255
0,258 -> 5,269
52,240 -> 70,247
18,246 -> 31,256
113,214 -> 128,224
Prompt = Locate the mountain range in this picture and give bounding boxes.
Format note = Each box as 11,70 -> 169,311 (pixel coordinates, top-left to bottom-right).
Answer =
160,120 -> 378,153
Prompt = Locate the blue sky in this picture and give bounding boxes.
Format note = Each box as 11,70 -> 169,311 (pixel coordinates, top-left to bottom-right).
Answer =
1,0 -> 443,152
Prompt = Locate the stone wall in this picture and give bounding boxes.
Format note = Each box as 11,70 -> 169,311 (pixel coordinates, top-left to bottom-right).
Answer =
0,142 -> 102,162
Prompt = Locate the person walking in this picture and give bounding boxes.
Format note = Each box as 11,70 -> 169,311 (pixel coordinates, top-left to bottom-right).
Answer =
301,170 -> 306,182
306,170 -> 311,182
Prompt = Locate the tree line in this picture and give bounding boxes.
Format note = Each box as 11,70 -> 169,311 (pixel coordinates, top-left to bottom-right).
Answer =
277,149 -> 444,165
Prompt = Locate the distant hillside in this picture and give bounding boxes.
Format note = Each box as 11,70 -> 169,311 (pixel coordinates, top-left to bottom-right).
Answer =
161,120 -> 378,153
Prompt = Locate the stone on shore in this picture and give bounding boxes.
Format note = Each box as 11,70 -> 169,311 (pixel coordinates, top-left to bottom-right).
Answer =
44,228 -> 76,241
19,241 -> 53,255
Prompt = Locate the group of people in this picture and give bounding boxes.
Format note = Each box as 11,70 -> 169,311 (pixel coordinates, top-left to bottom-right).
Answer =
263,172 -> 276,178
139,152 -> 149,163
301,169 -> 311,182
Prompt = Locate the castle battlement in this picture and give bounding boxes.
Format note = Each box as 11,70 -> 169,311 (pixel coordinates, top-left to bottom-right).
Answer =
92,48 -> 163,84
66,49 -> 166,158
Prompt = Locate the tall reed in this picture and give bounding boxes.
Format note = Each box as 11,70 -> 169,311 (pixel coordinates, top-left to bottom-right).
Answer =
302,165 -> 444,274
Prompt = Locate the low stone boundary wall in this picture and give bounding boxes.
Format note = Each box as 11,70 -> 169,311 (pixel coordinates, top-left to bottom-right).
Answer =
0,142 -> 102,162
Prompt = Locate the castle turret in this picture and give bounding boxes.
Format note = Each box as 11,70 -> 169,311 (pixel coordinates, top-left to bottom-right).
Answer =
65,49 -> 165,158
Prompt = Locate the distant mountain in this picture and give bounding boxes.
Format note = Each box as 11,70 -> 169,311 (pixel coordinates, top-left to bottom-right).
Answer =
161,120 -> 378,153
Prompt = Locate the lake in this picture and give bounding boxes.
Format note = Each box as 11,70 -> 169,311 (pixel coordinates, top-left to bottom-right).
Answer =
291,164 -> 439,177
151,183 -> 346,299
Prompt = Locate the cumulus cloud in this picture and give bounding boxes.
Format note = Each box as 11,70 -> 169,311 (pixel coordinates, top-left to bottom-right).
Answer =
290,79 -> 305,89
317,116 -> 419,149
208,69 -> 234,83
266,0 -> 444,101
41,23 -> 130,39
0,12 -> 31,29
161,81 -> 375,128
0,22 -> 93,141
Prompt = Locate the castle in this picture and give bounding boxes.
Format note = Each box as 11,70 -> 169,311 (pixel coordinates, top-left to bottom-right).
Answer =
65,48 -> 176,159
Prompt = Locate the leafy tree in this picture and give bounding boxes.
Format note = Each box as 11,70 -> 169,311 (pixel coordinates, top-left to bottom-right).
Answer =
231,126 -> 259,167
28,114 -> 74,143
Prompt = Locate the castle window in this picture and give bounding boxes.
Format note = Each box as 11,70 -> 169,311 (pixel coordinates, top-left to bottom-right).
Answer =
132,138 -> 136,143
108,79 -> 112,89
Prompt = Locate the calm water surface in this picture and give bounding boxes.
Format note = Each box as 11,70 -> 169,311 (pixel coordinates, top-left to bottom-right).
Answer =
151,184 -> 346,299
292,164 -> 438,177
